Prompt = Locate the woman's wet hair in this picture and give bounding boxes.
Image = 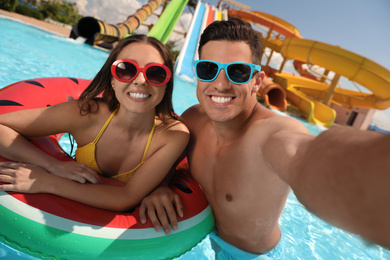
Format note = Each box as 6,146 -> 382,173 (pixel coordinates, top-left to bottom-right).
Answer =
78,34 -> 176,121
198,18 -> 264,65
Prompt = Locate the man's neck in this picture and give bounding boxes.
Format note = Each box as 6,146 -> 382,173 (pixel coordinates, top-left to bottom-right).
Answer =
213,102 -> 259,143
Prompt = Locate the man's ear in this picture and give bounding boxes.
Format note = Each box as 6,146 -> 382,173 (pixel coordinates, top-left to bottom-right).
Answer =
252,71 -> 265,94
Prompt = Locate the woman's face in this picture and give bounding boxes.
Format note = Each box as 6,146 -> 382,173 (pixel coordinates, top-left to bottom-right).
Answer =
111,42 -> 168,115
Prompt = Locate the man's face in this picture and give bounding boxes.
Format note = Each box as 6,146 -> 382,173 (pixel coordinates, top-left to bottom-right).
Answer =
196,40 -> 262,123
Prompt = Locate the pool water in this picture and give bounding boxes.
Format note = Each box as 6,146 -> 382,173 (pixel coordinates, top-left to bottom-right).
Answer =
0,17 -> 389,259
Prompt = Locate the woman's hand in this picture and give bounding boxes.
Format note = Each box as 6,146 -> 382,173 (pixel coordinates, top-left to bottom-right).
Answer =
0,162 -> 52,193
45,161 -> 101,184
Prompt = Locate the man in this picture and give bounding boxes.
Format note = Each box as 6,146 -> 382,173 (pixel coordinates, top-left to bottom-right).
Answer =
139,18 -> 390,257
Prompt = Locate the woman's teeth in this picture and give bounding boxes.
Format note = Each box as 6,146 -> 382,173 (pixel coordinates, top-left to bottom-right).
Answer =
130,92 -> 149,99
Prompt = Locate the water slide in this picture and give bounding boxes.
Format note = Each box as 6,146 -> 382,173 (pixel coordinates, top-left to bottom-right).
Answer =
70,0 -> 188,46
257,75 -> 288,112
280,37 -> 390,110
273,74 -> 337,127
269,37 -> 390,126
227,8 -> 301,38
175,0 -> 224,80
147,0 -> 189,44
175,0 -> 206,79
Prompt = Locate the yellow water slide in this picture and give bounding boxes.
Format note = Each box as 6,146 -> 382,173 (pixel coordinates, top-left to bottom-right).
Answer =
227,8 -> 301,38
280,38 -> 390,110
273,73 -> 337,127
70,0 -> 166,45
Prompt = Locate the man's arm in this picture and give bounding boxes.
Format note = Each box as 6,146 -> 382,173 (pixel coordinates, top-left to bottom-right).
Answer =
139,111 -> 199,234
273,126 -> 390,247
138,154 -> 186,234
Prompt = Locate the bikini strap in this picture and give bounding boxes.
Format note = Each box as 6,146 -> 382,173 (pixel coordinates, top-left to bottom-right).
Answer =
141,117 -> 156,162
92,107 -> 119,144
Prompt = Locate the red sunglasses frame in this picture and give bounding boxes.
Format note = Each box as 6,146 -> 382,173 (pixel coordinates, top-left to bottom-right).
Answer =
111,59 -> 171,86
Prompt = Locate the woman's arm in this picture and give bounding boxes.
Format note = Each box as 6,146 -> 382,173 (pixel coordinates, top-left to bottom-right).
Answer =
0,101 -> 100,183
0,122 -> 190,212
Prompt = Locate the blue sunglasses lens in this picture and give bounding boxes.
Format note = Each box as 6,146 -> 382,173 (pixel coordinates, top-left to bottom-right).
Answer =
195,61 -> 253,83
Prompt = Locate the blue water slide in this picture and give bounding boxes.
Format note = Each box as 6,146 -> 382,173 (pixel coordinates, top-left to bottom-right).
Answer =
175,0 -> 206,80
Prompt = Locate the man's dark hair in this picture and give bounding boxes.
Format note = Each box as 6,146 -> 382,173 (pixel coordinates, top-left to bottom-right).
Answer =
198,17 -> 264,65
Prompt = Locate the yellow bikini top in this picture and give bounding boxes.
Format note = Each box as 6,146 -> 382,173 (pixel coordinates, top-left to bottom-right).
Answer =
75,108 -> 156,183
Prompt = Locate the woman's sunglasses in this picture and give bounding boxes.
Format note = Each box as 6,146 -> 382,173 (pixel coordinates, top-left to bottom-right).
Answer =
193,60 -> 261,84
111,59 -> 171,86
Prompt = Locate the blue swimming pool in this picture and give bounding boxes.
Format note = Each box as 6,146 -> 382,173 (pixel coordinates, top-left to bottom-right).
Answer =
0,17 -> 389,259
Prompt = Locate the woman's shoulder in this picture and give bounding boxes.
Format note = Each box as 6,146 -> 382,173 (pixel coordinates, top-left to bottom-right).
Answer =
76,99 -> 111,115
48,100 -> 106,118
42,100 -> 82,121
52,100 -> 111,127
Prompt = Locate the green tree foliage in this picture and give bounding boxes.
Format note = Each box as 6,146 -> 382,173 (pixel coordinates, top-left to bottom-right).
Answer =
15,4 -> 43,20
0,0 -> 83,26
0,0 -> 18,12
39,1 -> 82,25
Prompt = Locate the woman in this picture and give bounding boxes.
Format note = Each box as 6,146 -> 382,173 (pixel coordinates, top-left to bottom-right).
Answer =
0,35 -> 189,212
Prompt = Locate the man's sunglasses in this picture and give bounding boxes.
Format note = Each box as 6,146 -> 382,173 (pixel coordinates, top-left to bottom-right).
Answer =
111,59 -> 171,86
193,60 -> 261,84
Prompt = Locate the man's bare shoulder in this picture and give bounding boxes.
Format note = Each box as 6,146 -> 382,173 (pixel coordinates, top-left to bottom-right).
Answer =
181,104 -> 203,117
156,118 -> 189,145
251,107 -> 309,136
181,104 -> 207,129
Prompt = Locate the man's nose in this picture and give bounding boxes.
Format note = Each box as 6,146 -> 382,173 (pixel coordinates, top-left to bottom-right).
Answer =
212,69 -> 232,90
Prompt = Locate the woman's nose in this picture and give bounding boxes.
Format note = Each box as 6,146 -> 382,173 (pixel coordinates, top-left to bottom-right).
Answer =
133,71 -> 147,84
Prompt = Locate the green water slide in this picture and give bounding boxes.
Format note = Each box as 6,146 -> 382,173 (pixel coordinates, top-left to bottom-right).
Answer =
148,0 -> 189,43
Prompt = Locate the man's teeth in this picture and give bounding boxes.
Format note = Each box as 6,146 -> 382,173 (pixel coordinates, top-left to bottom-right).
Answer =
130,93 -> 149,99
211,96 -> 232,104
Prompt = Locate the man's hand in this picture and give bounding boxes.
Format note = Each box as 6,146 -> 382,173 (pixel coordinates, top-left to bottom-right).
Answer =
139,186 -> 183,235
